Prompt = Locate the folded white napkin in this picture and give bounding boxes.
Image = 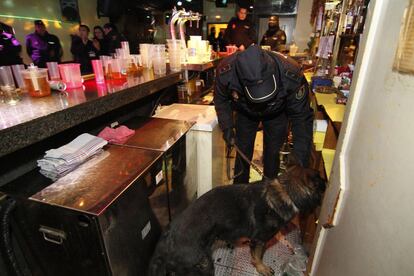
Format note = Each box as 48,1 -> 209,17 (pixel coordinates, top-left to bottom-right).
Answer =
38,133 -> 107,180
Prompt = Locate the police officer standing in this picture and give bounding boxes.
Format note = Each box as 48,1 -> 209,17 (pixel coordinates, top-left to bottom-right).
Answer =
71,24 -> 99,74
214,45 -> 313,183
26,20 -> 63,68
260,15 -> 287,52
224,6 -> 256,51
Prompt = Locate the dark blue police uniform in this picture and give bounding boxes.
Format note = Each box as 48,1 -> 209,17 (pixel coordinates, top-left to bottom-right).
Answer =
214,45 -> 313,183
223,17 -> 256,48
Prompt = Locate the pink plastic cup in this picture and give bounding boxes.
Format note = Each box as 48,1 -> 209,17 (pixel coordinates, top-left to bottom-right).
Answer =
58,63 -> 83,89
91,60 -> 105,83
226,45 -> 238,55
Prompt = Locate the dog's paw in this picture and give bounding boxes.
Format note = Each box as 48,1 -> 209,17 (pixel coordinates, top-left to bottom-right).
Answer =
256,263 -> 275,276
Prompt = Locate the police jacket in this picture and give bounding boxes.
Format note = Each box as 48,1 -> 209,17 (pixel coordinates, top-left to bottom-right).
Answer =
223,17 -> 256,48
26,32 -> 62,67
214,49 -> 314,165
260,27 -> 287,52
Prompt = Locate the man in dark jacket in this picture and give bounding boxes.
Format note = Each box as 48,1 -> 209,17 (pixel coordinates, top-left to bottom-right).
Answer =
223,7 -> 256,51
103,23 -> 127,55
260,15 -> 287,52
71,24 -> 99,74
214,45 -> 313,183
25,20 -> 63,68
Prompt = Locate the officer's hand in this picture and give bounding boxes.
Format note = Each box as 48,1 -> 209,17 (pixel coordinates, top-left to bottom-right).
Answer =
223,128 -> 235,148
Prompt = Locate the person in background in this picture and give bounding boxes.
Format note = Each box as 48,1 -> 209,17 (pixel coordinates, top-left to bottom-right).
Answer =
70,24 -> 99,74
260,15 -> 287,52
26,20 -> 62,68
214,45 -> 313,184
223,6 -> 256,51
208,27 -> 217,51
103,23 -> 127,55
0,23 -> 23,66
93,26 -> 108,56
216,30 -> 226,53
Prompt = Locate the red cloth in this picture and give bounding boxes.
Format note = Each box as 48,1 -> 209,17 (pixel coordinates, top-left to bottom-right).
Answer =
97,126 -> 135,144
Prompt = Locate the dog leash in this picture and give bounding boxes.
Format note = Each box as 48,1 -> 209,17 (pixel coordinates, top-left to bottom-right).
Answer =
226,144 -> 266,180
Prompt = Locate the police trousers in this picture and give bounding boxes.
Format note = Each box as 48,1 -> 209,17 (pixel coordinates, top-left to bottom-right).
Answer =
234,111 -> 288,184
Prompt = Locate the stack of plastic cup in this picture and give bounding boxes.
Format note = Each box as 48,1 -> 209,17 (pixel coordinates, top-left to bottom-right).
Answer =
131,54 -> 142,67
152,44 -> 167,75
11,64 -> 26,90
139,44 -> 154,68
46,62 -> 61,80
167,39 -> 182,72
0,66 -> 20,105
121,41 -> 130,55
99,56 -> 111,77
92,60 -> 105,83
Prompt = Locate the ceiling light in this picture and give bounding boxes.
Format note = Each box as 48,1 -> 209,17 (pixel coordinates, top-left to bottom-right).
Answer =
177,1 -> 182,6
186,0 -> 192,2
250,5 -> 253,9
215,15 -> 221,19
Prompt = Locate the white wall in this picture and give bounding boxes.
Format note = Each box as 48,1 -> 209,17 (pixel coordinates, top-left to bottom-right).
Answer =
313,0 -> 414,275
294,0 -> 313,51
0,0 -> 108,63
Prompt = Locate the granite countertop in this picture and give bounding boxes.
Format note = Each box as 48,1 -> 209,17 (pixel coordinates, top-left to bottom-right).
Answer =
0,69 -> 182,157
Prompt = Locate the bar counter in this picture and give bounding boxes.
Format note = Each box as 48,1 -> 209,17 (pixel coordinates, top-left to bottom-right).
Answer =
0,69 -> 182,157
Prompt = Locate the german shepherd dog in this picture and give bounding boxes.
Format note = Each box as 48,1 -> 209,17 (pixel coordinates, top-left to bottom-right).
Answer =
148,163 -> 326,276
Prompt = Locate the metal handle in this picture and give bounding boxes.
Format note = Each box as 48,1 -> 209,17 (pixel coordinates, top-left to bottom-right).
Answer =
39,225 -> 66,245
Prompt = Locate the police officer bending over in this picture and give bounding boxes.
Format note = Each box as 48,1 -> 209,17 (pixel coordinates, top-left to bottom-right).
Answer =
214,45 -> 313,183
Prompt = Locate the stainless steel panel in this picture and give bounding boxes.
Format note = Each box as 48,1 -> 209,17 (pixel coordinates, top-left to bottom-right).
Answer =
30,146 -> 163,215
122,117 -> 194,151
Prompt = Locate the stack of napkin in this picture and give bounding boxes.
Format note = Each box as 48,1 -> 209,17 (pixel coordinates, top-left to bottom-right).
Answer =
38,133 -> 108,180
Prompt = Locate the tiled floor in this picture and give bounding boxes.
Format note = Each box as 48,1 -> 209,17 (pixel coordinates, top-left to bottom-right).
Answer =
213,227 -> 302,276
214,131 -> 306,275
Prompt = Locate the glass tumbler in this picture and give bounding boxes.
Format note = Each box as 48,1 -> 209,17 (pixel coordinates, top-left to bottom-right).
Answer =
0,66 -> 20,105
152,44 -> 167,75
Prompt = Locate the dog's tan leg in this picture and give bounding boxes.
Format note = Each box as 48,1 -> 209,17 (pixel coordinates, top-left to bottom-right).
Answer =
250,241 -> 274,276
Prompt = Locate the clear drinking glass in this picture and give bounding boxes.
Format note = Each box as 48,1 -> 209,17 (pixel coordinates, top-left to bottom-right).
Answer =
167,39 -> 182,72
0,66 -> 20,105
139,44 -> 153,68
11,64 -> 26,89
152,44 -> 166,75
121,41 -> 130,55
91,60 -> 105,83
46,62 -> 60,80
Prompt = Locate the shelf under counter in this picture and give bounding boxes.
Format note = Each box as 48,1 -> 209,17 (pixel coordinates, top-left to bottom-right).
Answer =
0,69 -> 183,157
